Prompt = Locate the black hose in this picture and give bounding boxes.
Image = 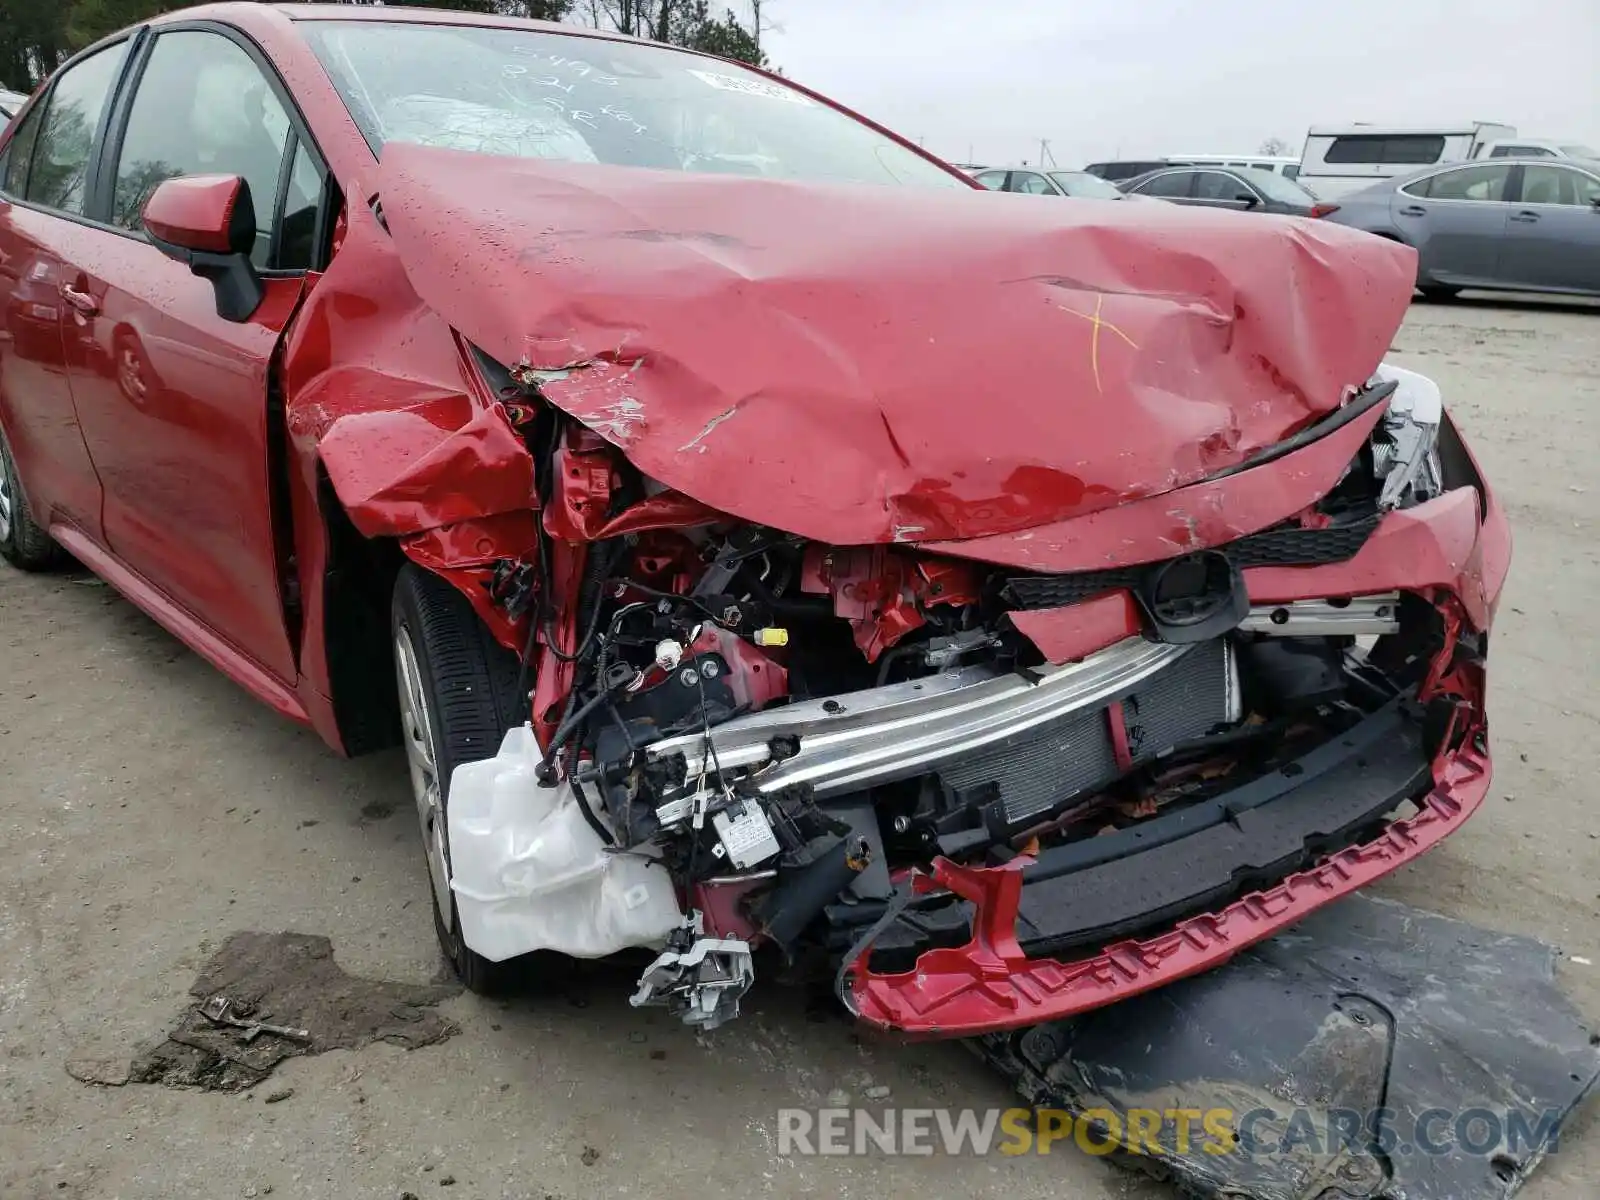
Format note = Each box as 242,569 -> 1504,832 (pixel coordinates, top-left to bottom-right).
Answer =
518,536 -> 616,724
537,684 -> 620,780
565,754 -> 615,846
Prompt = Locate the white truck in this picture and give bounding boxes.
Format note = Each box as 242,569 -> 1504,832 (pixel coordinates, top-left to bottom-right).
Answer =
1296,122 -> 1516,199
1472,136 -> 1598,160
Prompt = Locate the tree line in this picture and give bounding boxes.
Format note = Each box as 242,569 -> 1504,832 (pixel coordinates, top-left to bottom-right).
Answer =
0,0 -> 768,91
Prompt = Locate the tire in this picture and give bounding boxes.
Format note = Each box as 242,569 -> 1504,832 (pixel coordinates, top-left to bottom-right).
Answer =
1419,285 -> 1461,302
0,423 -> 61,571
391,562 -> 526,993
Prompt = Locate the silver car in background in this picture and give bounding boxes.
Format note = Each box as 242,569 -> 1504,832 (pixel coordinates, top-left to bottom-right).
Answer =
1324,158 -> 1600,300
972,167 -> 1134,199
0,88 -> 29,126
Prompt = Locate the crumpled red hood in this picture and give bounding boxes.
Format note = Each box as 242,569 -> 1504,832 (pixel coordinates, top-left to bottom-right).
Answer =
378,144 -> 1415,546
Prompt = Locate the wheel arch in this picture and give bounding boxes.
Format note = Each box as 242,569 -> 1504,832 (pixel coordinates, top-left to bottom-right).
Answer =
314,466 -> 406,756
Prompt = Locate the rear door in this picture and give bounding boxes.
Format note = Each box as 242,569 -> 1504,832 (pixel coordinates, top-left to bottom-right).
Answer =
1395,163 -> 1514,284
1499,164 -> 1600,293
0,40 -> 131,543
57,23 -> 326,682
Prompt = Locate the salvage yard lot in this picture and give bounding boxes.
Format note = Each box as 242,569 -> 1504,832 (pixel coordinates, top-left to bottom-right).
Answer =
2,295 -> 1597,1200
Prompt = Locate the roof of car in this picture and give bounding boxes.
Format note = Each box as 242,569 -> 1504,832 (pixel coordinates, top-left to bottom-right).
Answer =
1403,156 -> 1600,175
148,2 -> 654,46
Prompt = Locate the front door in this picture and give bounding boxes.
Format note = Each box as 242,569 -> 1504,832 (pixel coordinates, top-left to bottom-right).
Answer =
57,26 -> 324,682
1400,162 -> 1513,285
1499,164 -> 1600,293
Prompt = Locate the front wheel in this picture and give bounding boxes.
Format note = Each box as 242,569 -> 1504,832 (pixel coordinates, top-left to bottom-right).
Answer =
391,564 -> 526,993
0,424 -> 62,570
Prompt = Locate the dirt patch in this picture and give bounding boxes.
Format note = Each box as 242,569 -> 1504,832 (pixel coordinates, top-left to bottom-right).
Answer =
102,932 -> 460,1092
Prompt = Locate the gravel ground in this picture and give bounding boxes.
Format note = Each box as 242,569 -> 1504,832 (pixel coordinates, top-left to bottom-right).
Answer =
2,295 -> 1596,1200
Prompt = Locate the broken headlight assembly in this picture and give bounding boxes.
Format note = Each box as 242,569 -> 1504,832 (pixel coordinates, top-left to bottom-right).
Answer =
1369,363 -> 1444,510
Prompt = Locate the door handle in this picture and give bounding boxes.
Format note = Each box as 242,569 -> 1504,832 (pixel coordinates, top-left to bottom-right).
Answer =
1398,205 -> 1426,217
1509,210 -> 1540,223
59,284 -> 99,316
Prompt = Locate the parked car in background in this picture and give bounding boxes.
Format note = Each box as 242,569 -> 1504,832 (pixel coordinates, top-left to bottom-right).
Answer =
1473,138 -> 1599,161
0,88 -> 29,125
1324,158 -> 1600,300
1298,122 -> 1516,200
1082,158 -> 1169,181
1119,164 -> 1331,216
1166,154 -> 1302,179
973,167 -> 1132,198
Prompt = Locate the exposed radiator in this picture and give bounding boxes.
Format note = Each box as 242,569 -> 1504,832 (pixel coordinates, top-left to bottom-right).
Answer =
941,638 -> 1237,825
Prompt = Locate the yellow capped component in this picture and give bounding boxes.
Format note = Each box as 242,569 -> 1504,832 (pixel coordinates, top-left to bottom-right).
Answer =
753,627 -> 790,648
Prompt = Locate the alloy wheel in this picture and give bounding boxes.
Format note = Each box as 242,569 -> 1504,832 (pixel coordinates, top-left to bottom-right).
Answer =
0,451 -> 13,544
394,626 -> 453,930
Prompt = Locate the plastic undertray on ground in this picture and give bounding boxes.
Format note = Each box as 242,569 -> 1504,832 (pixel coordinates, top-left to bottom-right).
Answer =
972,893 -> 1600,1200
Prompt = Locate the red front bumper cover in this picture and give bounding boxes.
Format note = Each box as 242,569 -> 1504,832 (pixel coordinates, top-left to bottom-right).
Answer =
839,481 -> 1509,1038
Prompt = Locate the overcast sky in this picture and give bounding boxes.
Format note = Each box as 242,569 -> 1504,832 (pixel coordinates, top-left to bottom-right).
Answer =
752,0 -> 1600,168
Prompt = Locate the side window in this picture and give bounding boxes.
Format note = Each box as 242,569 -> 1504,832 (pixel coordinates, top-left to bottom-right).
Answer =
1325,135 -> 1445,165
1010,172 -> 1053,195
1137,170 -> 1192,198
2,103 -> 44,196
1195,171 -> 1249,201
25,42 -> 128,215
1324,136 -> 1384,164
1381,136 -> 1446,164
1283,165 -> 1299,179
1426,164 -> 1511,202
111,31 -> 295,268
1519,166 -> 1600,207
1571,172 -> 1600,207
972,170 -> 1006,190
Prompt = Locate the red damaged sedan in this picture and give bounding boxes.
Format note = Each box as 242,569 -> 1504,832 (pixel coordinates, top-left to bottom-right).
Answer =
0,5 -> 1509,1035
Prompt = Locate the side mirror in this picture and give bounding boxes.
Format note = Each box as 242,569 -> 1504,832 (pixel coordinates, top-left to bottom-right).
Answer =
142,174 -> 264,322
1235,192 -> 1260,208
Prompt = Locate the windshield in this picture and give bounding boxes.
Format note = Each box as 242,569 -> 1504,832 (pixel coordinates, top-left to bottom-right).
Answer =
1047,171 -> 1124,199
1560,144 -> 1598,158
1236,166 -> 1315,205
301,21 -> 965,189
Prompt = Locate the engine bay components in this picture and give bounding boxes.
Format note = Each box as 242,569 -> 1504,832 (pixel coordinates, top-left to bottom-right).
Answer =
629,912 -> 755,1031
434,363 -> 1499,1033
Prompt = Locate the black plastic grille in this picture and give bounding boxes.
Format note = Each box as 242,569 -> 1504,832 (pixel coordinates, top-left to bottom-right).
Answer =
1000,515 -> 1380,611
